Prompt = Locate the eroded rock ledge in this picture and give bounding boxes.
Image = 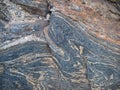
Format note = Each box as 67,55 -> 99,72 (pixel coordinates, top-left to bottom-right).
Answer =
0,0 -> 120,90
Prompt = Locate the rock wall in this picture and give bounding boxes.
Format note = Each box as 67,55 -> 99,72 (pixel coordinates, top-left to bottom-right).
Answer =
0,0 -> 120,90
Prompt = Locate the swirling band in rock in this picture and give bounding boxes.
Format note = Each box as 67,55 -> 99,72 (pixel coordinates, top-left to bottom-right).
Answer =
44,12 -> 120,90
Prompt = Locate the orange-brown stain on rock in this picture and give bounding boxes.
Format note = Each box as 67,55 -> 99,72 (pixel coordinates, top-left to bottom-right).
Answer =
49,0 -> 120,45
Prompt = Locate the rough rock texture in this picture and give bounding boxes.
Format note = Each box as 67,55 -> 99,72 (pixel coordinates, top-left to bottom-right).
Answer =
0,0 -> 120,90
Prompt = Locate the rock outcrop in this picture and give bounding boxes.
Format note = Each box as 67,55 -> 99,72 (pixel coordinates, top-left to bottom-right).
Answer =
0,0 -> 120,90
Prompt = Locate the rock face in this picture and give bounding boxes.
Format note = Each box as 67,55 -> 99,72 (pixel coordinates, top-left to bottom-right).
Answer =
0,0 -> 120,90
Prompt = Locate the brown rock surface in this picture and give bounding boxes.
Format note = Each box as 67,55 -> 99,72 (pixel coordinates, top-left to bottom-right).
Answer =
48,0 -> 120,45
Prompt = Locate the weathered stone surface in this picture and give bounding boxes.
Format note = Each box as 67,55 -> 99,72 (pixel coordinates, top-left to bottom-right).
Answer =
44,12 -> 120,90
10,0 -> 50,17
107,0 -> 120,11
0,73 -> 33,90
0,0 -> 120,90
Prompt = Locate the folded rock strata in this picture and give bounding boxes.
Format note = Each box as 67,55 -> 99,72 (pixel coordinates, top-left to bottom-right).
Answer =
0,0 -> 120,90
